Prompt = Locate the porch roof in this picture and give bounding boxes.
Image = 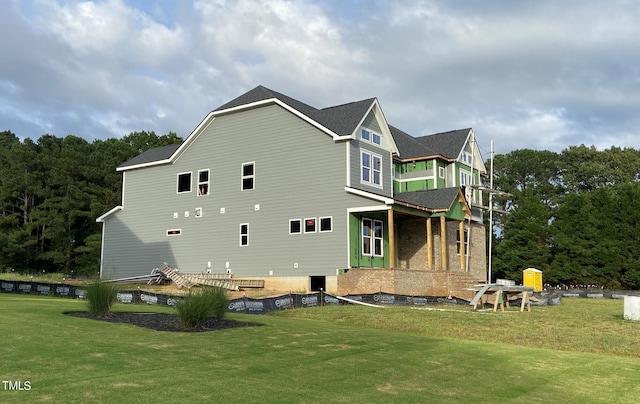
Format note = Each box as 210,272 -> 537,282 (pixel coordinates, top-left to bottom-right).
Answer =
393,187 -> 468,214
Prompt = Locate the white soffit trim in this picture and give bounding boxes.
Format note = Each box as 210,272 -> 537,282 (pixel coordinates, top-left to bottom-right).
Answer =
347,205 -> 391,213
96,206 -> 123,222
345,186 -> 394,204
117,114 -> 217,172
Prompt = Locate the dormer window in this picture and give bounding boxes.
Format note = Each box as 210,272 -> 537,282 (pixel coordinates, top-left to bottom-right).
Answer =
461,151 -> 473,166
361,128 -> 381,146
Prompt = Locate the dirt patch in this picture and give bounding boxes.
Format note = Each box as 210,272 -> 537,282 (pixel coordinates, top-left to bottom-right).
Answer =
66,311 -> 261,332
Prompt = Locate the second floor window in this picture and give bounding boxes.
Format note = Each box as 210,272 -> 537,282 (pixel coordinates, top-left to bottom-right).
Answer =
460,170 -> 472,186
177,172 -> 192,193
240,224 -> 249,246
242,162 -> 255,190
361,151 -> 382,186
197,169 -> 209,196
361,128 -> 381,145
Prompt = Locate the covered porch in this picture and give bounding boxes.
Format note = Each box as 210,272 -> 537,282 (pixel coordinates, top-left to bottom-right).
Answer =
344,188 -> 487,294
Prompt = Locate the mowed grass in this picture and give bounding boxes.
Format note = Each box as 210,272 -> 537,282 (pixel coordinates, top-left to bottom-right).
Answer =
1,295 -> 639,403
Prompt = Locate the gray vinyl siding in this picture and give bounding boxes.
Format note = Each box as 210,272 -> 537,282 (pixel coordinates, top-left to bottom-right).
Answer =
349,139 -> 393,198
361,110 -> 381,133
101,104 -> 376,279
348,109 -> 393,197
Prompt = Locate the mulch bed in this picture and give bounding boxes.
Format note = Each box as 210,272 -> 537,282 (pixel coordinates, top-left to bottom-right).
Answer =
66,311 -> 261,332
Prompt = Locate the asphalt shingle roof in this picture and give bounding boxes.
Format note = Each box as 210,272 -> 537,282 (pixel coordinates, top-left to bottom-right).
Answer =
216,85 -> 375,136
117,86 -> 470,172
389,125 -> 470,161
389,125 -> 437,159
394,187 -> 462,211
416,129 -> 470,159
118,143 -> 181,169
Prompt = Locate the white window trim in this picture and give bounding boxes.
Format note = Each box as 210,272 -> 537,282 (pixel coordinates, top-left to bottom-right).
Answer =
460,169 -> 472,186
239,223 -> 249,246
197,169 -> 210,196
361,218 -> 384,257
241,162 -> 255,191
457,229 -> 470,256
167,229 -> 182,236
460,151 -> 473,167
438,166 -> 445,179
304,217 -> 317,233
289,219 -> 302,234
176,171 -> 192,194
360,150 -> 383,187
360,127 -> 382,146
319,216 -> 333,233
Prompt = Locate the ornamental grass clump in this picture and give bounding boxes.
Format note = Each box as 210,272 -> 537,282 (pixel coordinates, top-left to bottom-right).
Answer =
85,280 -> 119,317
175,286 -> 228,329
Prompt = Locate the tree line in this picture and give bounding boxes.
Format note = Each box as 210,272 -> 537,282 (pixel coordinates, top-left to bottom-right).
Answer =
0,130 -> 182,275
490,146 -> 640,289
2,129 -> 640,288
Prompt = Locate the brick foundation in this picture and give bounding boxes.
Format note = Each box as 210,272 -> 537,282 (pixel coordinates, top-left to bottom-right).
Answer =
337,268 -> 484,300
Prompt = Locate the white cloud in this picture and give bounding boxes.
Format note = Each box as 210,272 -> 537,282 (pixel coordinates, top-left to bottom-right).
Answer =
0,0 -> 638,155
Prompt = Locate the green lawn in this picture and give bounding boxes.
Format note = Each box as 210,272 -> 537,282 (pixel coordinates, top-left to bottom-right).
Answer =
1,294 -> 639,403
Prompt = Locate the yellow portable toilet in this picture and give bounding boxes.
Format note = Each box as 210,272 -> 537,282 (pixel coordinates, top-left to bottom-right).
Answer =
523,268 -> 543,292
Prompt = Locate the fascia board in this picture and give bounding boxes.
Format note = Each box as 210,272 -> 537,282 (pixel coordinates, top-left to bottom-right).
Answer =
394,154 -> 455,163
351,99 -> 400,155
96,205 -> 123,223
116,158 -> 171,172
345,186 -> 394,204
217,98 -> 343,140
116,113 -> 216,172
469,129 -> 488,173
455,128 -> 473,162
347,205 -> 391,213
118,97 -> 343,172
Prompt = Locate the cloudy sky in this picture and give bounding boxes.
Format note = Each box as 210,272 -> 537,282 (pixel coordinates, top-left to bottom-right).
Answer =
2,0 -> 639,155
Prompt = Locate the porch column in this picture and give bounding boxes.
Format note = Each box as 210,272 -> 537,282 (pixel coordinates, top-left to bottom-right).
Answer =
440,215 -> 447,270
426,217 -> 433,268
459,221 -> 465,270
388,208 -> 396,269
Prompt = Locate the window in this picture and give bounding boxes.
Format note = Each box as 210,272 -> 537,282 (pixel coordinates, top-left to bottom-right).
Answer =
167,229 -> 182,236
457,229 -> 469,255
460,170 -> 472,186
197,169 -> 209,196
362,218 -> 383,256
242,162 -> 255,190
361,151 -> 382,186
361,128 -> 381,145
461,151 -> 473,166
177,172 -> 192,193
320,217 -> 332,232
439,166 -> 445,179
304,218 -> 316,233
361,128 -> 370,141
240,224 -> 249,246
289,219 -> 302,234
